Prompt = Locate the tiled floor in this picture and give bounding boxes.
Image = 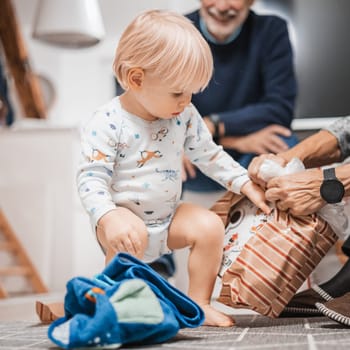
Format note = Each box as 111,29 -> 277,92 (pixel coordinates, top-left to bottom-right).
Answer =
0,322 -> 51,349
1,294 -> 350,349
1,315 -> 350,350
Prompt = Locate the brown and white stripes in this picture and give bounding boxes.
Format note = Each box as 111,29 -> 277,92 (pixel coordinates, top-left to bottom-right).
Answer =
211,192 -> 338,318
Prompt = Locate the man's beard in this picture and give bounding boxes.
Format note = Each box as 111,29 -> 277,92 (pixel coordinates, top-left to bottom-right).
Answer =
207,6 -> 237,22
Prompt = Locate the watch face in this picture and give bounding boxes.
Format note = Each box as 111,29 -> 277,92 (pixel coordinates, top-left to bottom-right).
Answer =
320,179 -> 345,204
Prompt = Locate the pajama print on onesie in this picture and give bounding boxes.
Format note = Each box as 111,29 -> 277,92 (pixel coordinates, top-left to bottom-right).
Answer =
77,96 -> 250,262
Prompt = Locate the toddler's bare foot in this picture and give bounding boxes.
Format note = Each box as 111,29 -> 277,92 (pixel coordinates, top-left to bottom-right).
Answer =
201,304 -> 235,327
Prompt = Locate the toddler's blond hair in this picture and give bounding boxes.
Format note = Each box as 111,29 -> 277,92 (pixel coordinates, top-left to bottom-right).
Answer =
113,10 -> 213,93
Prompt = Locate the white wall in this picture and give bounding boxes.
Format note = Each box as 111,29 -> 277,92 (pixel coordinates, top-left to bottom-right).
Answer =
0,127 -> 104,293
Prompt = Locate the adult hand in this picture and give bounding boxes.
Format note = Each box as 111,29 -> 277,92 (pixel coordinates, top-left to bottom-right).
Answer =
265,168 -> 325,216
182,155 -> 197,181
248,153 -> 287,188
220,124 -> 292,154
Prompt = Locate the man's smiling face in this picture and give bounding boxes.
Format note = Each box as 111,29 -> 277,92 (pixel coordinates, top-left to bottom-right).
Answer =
200,0 -> 254,42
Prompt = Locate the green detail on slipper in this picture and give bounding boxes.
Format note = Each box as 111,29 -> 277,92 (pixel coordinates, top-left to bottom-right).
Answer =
109,279 -> 164,324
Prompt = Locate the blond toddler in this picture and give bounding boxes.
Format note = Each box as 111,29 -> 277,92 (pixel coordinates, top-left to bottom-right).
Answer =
77,9 -> 270,327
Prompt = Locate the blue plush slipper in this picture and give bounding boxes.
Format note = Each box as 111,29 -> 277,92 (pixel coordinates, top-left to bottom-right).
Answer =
48,253 -> 204,349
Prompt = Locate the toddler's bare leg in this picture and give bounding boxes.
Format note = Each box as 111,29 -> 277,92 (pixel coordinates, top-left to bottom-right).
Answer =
168,203 -> 234,327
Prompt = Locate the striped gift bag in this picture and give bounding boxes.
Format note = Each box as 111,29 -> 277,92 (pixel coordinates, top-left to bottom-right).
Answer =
210,192 -> 338,318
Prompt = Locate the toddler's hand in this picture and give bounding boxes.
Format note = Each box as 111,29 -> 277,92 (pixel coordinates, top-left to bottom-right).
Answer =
240,180 -> 271,215
97,208 -> 147,258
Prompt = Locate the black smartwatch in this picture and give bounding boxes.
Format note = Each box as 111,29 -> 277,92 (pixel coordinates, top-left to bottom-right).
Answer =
320,167 -> 345,204
209,114 -> 220,143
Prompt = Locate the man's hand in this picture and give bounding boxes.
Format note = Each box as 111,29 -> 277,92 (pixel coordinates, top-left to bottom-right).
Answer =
265,168 -> 325,215
221,124 -> 292,154
248,153 -> 287,188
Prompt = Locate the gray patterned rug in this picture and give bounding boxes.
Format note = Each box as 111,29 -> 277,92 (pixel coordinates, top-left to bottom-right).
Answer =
1,315 -> 349,350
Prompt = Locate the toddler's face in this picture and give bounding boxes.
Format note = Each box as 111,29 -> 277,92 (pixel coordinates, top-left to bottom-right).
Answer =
134,74 -> 194,121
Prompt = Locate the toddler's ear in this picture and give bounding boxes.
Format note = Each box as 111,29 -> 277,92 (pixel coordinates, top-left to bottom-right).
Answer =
128,68 -> 144,89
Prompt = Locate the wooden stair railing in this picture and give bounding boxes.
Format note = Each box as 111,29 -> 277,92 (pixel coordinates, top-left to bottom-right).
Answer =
0,209 -> 48,298
0,0 -> 47,119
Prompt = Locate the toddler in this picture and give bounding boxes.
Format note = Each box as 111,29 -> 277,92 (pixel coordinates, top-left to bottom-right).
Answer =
77,9 -> 270,327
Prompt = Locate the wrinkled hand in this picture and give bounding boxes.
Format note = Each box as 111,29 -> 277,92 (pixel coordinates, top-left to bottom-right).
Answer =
265,168 -> 325,216
97,207 -> 146,258
240,180 -> 271,215
182,155 -> 197,182
221,124 -> 291,154
248,153 -> 287,188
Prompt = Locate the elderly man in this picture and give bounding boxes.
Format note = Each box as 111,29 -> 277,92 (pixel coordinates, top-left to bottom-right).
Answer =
183,0 -> 298,204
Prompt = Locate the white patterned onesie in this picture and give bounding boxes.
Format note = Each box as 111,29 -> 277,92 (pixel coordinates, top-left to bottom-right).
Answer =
77,97 -> 250,262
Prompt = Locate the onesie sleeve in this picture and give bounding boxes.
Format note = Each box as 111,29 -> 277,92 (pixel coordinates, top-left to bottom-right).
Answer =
76,110 -> 120,227
183,105 -> 249,194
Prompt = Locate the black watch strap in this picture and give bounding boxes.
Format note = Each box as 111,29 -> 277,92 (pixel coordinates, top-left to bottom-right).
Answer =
323,167 -> 336,181
209,114 -> 220,143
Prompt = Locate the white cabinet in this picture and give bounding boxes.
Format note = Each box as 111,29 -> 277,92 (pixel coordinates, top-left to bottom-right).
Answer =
0,127 -> 104,293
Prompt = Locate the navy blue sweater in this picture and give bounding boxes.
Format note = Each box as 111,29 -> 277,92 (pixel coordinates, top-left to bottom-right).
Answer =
184,10 -> 297,192
0,62 -> 14,126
